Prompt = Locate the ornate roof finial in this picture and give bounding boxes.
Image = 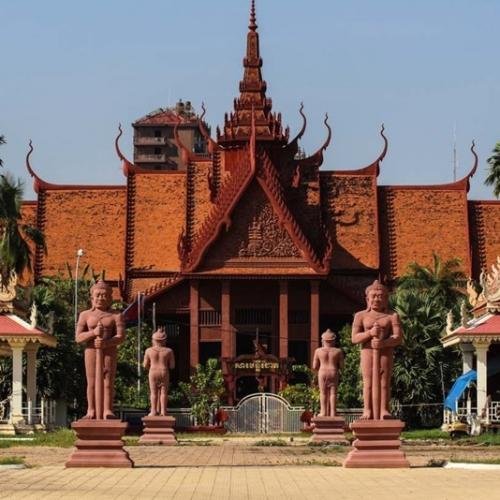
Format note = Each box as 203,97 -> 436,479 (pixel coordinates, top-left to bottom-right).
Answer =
219,1 -> 285,144
249,0 -> 257,31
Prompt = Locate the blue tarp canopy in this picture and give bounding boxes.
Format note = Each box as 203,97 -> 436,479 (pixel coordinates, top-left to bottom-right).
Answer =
444,370 -> 477,411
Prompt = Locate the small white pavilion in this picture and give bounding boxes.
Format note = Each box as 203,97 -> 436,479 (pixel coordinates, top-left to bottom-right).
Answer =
442,257 -> 500,426
0,278 -> 56,435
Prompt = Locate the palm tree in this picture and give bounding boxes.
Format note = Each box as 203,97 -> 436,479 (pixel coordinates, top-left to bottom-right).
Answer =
486,142 -> 500,199
396,253 -> 466,310
0,173 -> 45,286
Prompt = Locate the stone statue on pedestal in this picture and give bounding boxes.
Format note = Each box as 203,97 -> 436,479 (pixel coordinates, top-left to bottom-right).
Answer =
344,280 -> 409,468
143,327 -> 175,417
351,280 -> 402,420
67,280 -> 133,467
75,280 -> 125,420
139,326 -> 177,445
313,329 -> 344,417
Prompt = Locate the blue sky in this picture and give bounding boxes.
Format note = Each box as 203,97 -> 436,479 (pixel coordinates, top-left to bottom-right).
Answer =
1,0 -> 498,199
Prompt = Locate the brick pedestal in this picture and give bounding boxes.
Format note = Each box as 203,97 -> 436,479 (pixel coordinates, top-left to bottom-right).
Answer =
311,416 -> 348,444
66,419 -> 133,468
343,419 -> 409,468
139,416 -> 177,445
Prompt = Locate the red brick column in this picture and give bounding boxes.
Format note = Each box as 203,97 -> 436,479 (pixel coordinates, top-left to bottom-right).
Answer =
190,280 -> 199,370
221,280 -> 233,358
279,280 -> 289,358
310,280 -> 320,366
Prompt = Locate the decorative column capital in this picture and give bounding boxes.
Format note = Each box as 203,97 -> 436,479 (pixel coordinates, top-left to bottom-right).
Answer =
459,342 -> 475,353
24,342 -> 40,354
473,340 -> 491,351
7,338 -> 27,350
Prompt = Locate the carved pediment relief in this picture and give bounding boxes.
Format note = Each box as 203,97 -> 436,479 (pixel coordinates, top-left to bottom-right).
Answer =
203,181 -> 306,267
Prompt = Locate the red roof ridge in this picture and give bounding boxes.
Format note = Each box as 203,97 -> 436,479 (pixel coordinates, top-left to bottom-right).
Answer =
257,150 -> 331,274
319,124 -> 387,176
180,110 -> 258,272
26,141 -> 125,192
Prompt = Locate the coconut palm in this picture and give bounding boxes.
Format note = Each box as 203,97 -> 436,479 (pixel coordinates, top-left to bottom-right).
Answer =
0,173 -> 45,285
486,141 -> 500,199
396,253 -> 466,310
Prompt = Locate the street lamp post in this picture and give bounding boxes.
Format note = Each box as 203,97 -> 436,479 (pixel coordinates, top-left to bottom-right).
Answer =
74,249 -> 84,328
137,292 -> 143,396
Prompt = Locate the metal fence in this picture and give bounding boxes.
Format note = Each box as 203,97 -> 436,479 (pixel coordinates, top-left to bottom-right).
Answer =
120,400 -> 364,434
221,393 -> 304,433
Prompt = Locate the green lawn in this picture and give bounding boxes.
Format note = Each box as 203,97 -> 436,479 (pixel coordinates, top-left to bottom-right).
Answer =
401,429 -> 450,440
0,456 -> 25,465
0,428 -> 75,448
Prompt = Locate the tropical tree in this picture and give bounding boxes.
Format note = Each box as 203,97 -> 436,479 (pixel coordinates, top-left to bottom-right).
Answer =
179,359 -> 225,426
337,323 -> 362,409
390,289 -> 461,427
279,364 -> 319,413
396,253 -> 466,311
0,173 -> 45,285
31,276 -> 88,416
486,141 -> 500,199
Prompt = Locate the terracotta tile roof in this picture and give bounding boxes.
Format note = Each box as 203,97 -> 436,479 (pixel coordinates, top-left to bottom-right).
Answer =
378,186 -> 471,280
134,109 -> 198,126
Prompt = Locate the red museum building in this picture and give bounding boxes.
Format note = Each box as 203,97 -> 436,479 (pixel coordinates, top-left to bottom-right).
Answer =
20,2 -> 500,395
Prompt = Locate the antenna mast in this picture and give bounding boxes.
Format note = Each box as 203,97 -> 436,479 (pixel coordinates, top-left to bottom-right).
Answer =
453,123 -> 458,181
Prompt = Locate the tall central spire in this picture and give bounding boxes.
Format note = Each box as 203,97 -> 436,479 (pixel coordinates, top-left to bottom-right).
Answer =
218,0 -> 287,144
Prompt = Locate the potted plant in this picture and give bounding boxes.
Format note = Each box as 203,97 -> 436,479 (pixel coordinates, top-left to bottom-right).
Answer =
179,358 -> 227,433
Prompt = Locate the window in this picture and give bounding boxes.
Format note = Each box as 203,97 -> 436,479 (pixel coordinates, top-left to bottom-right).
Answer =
199,310 -> 222,326
154,147 -> 162,155
235,308 -> 272,325
154,130 -> 162,138
289,309 -> 309,324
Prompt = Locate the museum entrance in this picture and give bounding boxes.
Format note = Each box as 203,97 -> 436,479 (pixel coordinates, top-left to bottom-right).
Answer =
235,330 -> 272,398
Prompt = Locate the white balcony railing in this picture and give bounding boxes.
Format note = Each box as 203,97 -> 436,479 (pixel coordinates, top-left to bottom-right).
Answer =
134,137 -> 167,146
135,153 -> 168,163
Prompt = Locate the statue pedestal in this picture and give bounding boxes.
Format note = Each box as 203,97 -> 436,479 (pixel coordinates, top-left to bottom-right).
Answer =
310,416 -> 348,444
139,416 -> 177,445
343,419 -> 409,468
66,419 -> 133,468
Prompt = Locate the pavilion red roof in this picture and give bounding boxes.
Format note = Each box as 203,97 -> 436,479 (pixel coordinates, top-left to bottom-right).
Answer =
0,314 -> 57,346
454,315 -> 500,335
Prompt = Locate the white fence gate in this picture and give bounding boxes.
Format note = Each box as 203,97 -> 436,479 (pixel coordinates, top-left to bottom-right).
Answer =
222,393 -> 303,433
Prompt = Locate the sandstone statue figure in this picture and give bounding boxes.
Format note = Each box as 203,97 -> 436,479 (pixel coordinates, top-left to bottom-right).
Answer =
143,327 -> 175,416
313,329 -> 344,417
75,280 -> 125,419
351,280 -> 403,420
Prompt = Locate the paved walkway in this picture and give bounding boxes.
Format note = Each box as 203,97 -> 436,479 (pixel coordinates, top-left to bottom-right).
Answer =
2,465 -> 500,499
2,440 -> 500,468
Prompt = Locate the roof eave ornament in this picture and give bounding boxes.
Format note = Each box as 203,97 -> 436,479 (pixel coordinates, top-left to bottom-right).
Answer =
283,103 -> 307,155
358,124 -> 388,176
295,113 -> 332,168
25,140 -> 51,193
454,140 -> 478,192
198,103 -> 223,153
115,124 -> 136,176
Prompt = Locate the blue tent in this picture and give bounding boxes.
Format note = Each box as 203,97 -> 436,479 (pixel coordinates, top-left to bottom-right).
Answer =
444,370 -> 477,411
